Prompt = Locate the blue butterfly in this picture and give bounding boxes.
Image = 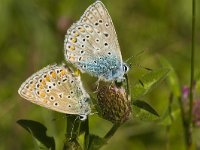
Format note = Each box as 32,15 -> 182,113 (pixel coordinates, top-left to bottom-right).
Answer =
64,1 -> 129,82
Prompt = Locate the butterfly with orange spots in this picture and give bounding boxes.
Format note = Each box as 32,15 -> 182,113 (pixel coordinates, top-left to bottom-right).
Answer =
18,64 -> 91,120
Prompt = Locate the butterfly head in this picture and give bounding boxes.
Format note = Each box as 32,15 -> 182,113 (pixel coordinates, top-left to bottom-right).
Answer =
114,63 -> 129,82
79,97 -> 91,120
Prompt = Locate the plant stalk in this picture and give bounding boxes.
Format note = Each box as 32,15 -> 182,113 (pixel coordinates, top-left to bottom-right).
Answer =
84,118 -> 89,150
63,115 -> 81,150
187,0 -> 196,148
104,124 -> 120,140
189,0 -> 195,124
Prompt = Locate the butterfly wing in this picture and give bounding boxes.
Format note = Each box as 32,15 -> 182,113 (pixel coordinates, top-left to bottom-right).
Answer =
18,64 -> 90,115
64,1 -> 123,81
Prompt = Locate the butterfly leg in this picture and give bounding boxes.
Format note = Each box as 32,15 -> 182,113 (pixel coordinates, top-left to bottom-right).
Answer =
93,78 -> 101,93
69,116 -> 79,140
108,81 -> 115,90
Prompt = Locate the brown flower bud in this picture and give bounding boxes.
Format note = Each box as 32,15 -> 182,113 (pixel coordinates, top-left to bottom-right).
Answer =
96,83 -> 131,124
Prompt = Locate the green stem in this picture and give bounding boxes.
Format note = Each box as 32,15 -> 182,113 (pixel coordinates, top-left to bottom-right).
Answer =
179,97 -> 191,149
166,93 -> 174,150
188,0 -> 196,148
104,124 -> 120,140
124,74 -> 130,100
189,0 -> 195,124
84,118 -> 89,150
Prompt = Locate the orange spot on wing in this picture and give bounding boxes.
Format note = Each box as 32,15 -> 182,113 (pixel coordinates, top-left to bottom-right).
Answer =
70,45 -> 75,51
69,56 -> 75,61
51,71 -> 57,79
41,80 -> 46,85
75,32 -> 79,37
45,75 -> 50,81
43,99 -> 48,103
71,38 -> 77,43
40,92 -> 46,98
39,85 -> 43,89
79,28 -> 85,32
60,70 -> 66,76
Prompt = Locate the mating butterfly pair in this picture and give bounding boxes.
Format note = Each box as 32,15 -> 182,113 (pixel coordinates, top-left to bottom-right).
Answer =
18,1 -> 129,120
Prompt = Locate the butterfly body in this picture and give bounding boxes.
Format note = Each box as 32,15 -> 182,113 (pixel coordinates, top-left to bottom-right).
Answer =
64,1 -> 129,82
18,64 -> 91,119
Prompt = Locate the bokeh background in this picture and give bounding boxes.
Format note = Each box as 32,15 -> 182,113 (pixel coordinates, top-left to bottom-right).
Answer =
0,0 -> 200,149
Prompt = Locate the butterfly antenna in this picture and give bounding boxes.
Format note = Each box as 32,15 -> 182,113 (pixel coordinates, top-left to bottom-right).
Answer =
125,50 -> 145,63
125,50 -> 152,71
51,115 -> 68,122
131,63 -> 153,71
89,111 -> 99,116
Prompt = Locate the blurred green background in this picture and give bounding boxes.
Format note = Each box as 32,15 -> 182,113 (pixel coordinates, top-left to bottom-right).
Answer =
0,0 -> 200,149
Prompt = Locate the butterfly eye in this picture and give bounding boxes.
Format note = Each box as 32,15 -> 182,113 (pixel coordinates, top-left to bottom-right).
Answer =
123,64 -> 129,73
79,115 -> 87,121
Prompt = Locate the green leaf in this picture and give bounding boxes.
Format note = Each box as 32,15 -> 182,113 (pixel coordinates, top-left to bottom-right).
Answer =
88,134 -> 107,150
17,119 -> 55,150
132,68 -> 170,99
159,56 -> 181,97
132,100 -> 159,121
